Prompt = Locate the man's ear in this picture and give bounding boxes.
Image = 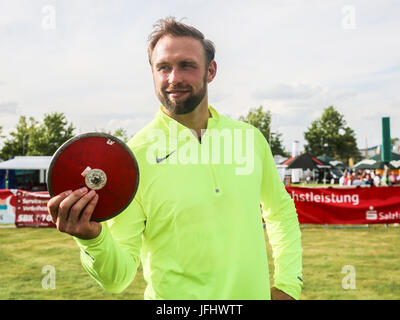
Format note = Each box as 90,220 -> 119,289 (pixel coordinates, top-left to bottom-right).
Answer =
207,60 -> 217,83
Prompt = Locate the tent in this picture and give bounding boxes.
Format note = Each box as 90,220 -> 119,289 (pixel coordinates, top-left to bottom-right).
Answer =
274,155 -> 288,165
317,154 -> 346,169
279,153 -> 332,183
369,152 -> 400,161
281,153 -> 331,170
0,156 -> 52,170
0,156 -> 52,190
279,154 -> 337,184
352,158 -> 400,170
352,152 -> 400,170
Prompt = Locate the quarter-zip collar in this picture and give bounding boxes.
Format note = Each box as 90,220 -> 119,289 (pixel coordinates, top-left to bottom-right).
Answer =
156,105 -> 220,139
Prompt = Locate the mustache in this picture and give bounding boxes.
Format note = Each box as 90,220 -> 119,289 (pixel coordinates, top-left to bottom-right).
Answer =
163,84 -> 192,92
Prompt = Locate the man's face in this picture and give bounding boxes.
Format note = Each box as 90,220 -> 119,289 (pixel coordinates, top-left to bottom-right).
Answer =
150,36 -> 214,115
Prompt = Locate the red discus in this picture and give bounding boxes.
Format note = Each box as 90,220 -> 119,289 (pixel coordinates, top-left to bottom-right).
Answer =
47,132 -> 139,222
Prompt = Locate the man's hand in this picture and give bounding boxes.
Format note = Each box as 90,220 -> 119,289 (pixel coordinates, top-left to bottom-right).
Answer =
271,287 -> 295,300
47,187 -> 101,240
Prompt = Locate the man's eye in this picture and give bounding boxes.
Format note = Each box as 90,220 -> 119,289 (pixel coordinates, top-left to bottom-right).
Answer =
182,63 -> 194,69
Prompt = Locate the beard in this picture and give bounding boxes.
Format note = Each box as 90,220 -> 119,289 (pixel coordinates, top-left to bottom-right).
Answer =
158,74 -> 208,115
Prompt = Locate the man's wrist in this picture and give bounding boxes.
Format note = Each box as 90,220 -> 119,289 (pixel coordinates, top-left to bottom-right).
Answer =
271,286 -> 295,300
74,224 -> 105,247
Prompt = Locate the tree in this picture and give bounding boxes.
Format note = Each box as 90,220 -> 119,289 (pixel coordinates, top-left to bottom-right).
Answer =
111,128 -> 130,143
28,112 -> 75,156
268,131 -> 288,157
0,125 -> 4,143
239,106 -> 288,156
96,127 -> 130,143
0,116 -> 37,160
0,113 -> 75,160
303,106 -> 361,163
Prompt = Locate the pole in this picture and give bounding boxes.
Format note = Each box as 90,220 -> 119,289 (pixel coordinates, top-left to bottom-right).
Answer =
381,117 -> 392,163
382,117 -> 392,187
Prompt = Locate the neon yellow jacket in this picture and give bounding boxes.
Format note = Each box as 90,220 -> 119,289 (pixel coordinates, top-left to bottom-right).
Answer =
75,106 -> 303,300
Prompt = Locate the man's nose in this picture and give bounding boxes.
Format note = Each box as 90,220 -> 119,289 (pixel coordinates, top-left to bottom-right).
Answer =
168,67 -> 183,85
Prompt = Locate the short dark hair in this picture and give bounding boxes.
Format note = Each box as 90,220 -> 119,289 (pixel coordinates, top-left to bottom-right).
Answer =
147,16 -> 215,66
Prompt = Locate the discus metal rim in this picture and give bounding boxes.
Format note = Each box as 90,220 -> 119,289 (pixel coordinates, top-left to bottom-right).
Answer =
46,132 -> 140,222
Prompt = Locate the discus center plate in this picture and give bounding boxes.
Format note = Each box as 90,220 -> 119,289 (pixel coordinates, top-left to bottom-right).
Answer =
85,168 -> 107,190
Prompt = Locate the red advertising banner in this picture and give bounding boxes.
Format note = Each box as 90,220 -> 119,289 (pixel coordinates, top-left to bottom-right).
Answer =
3,186 -> 400,227
0,190 -> 17,224
15,190 -> 55,228
286,185 -> 400,224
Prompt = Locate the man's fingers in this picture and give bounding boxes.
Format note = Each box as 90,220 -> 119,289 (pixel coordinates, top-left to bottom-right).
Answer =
69,190 -> 97,225
80,193 -> 99,224
57,187 -> 89,227
47,187 -> 101,239
47,190 -> 73,223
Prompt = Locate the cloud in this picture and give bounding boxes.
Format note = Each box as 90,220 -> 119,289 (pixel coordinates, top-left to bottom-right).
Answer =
250,83 -> 357,120
0,0 -> 399,155
0,102 -> 18,114
69,112 -> 154,138
251,83 -> 357,103
253,83 -> 320,101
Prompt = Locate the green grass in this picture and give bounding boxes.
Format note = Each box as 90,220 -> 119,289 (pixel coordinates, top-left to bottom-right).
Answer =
0,227 -> 146,300
1,225 -> 399,300
294,224 -> 400,300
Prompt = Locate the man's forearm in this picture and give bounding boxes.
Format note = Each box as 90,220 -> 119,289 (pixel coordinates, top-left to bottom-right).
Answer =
75,224 -> 140,293
265,204 -> 303,300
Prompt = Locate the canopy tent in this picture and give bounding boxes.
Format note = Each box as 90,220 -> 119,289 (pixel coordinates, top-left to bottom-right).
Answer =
352,152 -> 400,170
369,152 -> 400,162
281,153 -> 331,170
0,157 -> 52,189
278,153 -> 333,183
0,156 -> 52,170
317,154 -> 346,169
274,155 -> 288,165
352,158 -> 400,170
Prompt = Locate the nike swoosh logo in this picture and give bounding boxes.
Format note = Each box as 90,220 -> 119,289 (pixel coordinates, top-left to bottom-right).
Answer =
156,150 -> 176,163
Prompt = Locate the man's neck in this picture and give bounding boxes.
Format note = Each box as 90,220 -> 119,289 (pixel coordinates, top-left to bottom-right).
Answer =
162,101 -> 211,140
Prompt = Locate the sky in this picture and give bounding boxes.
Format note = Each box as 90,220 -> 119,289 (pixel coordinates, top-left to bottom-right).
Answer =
0,0 -> 399,154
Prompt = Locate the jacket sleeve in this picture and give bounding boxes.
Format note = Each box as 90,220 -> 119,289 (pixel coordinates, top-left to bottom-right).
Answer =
73,197 -> 146,293
258,130 -> 303,300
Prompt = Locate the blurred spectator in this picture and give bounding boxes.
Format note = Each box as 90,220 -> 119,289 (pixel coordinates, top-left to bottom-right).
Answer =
364,173 -> 374,186
373,172 -> 381,186
352,172 -> 363,186
390,172 -> 397,185
339,173 -> 345,186
381,173 -> 388,186
345,172 -> 353,186
370,170 -> 376,180
321,168 -> 400,187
